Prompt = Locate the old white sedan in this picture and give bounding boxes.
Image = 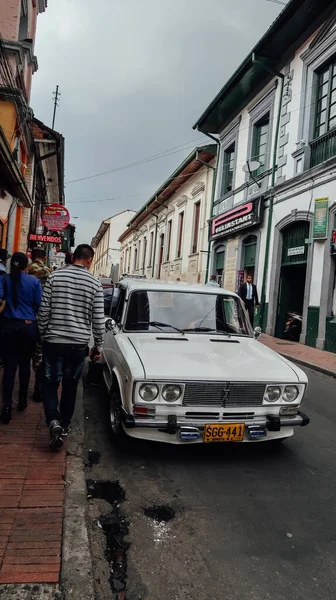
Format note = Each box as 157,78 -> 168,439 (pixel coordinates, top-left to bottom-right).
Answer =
99,279 -> 309,445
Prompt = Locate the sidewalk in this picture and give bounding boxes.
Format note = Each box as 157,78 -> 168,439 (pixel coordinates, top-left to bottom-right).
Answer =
0,384 -> 66,585
261,334 -> 336,378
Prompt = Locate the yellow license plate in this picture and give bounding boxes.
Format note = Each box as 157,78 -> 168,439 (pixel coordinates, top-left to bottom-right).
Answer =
204,423 -> 245,443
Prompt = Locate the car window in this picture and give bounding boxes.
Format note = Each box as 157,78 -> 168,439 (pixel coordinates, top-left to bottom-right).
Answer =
124,290 -> 250,335
114,287 -> 126,324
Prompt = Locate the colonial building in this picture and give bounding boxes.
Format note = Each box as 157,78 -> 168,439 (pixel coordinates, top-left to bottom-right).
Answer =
91,210 -> 136,280
118,145 -> 217,283
193,0 -> 336,353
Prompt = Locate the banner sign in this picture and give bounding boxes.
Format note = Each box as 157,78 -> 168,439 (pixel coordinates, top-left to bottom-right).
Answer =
313,198 -> 328,239
287,246 -> 305,257
331,230 -> 336,256
210,198 -> 262,240
42,204 -> 70,232
29,233 -> 63,244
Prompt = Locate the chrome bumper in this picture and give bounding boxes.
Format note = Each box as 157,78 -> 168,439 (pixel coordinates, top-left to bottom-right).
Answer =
122,411 -> 310,433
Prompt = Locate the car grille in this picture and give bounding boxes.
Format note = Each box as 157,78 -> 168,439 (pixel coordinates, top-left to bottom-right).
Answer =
183,382 -> 266,408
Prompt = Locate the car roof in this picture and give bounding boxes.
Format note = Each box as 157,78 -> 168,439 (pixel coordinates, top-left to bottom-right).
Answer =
118,278 -> 239,298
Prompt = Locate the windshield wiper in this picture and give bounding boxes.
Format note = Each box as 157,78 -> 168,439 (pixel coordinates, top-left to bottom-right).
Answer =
182,327 -> 231,335
149,321 -> 185,335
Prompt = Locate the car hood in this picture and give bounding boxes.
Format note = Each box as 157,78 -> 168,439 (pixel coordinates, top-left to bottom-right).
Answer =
127,334 -> 303,382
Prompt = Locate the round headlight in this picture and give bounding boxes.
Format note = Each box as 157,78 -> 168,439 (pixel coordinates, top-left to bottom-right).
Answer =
283,385 -> 299,403
139,383 -> 159,402
162,384 -> 182,403
265,385 -> 282,403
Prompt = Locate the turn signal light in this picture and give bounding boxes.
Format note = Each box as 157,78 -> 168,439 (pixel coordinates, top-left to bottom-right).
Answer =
133,406 -> 155,416
280,406 -> 299,416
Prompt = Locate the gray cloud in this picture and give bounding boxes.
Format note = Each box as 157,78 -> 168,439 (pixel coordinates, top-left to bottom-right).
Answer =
31,0 -> 284,244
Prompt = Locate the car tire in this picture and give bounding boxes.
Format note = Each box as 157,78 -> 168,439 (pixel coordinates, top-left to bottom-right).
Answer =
108,387 -> 126,447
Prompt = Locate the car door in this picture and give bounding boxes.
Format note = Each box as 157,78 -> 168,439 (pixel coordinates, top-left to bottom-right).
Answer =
103,287 -> 126,386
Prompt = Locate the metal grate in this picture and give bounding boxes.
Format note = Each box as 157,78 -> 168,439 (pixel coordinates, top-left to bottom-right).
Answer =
183,382 -> 265,408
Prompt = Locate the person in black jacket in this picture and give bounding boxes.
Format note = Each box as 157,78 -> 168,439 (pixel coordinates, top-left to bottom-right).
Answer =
0,249 -> 10,368
238,274 -> 259,326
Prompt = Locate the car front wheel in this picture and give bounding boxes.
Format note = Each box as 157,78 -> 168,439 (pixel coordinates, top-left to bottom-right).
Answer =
108,387 -> 126,447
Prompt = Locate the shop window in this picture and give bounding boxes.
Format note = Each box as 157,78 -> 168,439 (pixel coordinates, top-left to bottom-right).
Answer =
311,57 -> 336,167
221,144 -> 235,195
191,202 -> 200,254
251,114 -> 269,176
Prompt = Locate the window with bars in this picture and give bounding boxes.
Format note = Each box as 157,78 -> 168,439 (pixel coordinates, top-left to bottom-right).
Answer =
177,212 -> 184,258
251,114 -> 269,176
166,220 -> 172,261
192,202 -> 201,254
310,58 -> 336,167
221,144 -> 235,195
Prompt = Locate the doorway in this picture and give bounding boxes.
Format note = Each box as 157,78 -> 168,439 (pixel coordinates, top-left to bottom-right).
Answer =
275,221 -> 309,340
242,235 -> 257,280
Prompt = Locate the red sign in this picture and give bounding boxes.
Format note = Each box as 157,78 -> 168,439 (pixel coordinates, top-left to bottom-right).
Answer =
211,198 -> 263,239
42,204 -> 70,232
29,234 -> 62,244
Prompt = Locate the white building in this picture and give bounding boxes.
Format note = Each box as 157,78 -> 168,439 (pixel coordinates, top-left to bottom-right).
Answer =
118,145 -> 217,283
91,209 -> 136,279
193,0 -> 336,353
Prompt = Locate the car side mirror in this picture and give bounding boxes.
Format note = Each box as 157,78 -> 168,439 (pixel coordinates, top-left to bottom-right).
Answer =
105,318 -> 117,334
254,326 -> 262,339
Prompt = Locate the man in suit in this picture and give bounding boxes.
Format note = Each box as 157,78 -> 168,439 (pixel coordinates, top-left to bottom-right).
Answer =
238,274 -> 259,326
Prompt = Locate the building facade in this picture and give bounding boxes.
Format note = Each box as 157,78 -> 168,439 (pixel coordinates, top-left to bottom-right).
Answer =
91,210 -> 136,280
118,146 -> 217,283
194,0 -> 336,352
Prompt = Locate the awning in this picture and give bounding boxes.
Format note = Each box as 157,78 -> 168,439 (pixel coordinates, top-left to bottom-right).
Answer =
0,126 -> 31,207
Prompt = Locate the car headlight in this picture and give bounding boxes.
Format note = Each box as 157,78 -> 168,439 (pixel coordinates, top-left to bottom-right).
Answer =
162,384 -> 182,403
264,385 -> 282,403
139,383 -> 159,402
283,385 -> 299,403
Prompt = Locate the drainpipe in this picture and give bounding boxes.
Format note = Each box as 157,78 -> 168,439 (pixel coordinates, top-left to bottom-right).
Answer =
195,132 -> 220,283
251,54 -> 285,329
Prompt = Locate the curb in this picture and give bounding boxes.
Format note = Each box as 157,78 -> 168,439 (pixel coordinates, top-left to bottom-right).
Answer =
61,378 -> 95,600
279,352 -> 336,379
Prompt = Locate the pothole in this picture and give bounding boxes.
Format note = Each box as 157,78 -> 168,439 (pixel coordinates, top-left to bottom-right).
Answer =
87,450 -> 101,469
87,480 -> 128,597
143,504 -> 176,522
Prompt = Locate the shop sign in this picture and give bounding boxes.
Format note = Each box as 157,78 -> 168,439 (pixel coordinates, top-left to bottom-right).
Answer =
313,198 -> 328,239
331,230 -> 336,256
210,198 -> 262,240
287,246 -> 305,257
29,233 -> 63,244
42,204 -> 70,232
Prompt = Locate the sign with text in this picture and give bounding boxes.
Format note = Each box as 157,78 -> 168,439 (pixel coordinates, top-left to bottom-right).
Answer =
210,198 -> 262,240
287,246 -> 305,257
313,198 -> 328,239
42,204 -> 70,232
29,233 -> 63,244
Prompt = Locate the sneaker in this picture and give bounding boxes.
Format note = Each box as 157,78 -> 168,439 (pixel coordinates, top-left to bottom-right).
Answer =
49,420 -> 64,450
62,425 -> 72,437
0,406 -> 12,424
17,395 -> 27,412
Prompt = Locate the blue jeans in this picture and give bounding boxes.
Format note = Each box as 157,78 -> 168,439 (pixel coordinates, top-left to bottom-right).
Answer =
2,320 -> 38,407
42,342 -> 87,427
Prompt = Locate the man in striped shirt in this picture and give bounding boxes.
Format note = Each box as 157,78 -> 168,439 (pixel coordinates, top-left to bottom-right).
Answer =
38,244 -> 104,450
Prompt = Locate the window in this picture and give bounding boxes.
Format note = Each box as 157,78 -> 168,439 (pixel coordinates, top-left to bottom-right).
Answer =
192,202 -> 201,254
133,247 -> 137,271
137,241 -> 141,270
311,58 -> 336,166
251,114 -> 269,176
128,248 -> 131,273
221,144 -> 235,195
177,212 -> 184,258
148,231 -> 154,266
166,220 -> 172,261
142,237 -> 147,271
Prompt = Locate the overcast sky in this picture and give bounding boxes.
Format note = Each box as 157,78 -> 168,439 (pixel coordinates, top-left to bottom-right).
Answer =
31,0 -> 284,245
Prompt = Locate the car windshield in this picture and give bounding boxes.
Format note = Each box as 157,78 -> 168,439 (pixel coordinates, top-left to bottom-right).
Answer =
124,290 -> 251,335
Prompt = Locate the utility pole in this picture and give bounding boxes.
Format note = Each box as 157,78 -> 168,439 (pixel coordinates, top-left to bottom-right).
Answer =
52,85 -> 60,129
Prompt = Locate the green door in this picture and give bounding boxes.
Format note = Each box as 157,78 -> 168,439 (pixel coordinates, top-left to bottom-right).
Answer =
243,236 -> 257,268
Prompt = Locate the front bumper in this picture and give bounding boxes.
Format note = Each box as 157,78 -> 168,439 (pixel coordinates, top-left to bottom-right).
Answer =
122,410 -> 310,438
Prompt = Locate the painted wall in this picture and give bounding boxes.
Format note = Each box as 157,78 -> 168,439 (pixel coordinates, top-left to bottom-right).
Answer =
92,210 -> 136,278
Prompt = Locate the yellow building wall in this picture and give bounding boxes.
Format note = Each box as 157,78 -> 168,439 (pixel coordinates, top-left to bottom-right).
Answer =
0,101 -> 17,148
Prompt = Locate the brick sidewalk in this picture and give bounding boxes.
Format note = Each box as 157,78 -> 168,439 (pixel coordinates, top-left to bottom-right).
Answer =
261,334 -> 336,377
0,395 -> 66,584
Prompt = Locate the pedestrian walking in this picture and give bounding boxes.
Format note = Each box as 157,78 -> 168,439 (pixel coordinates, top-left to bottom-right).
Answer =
238,274 -> 259,327
27,248 -> 52,402
0,252 -> 42,424
206,275 -> 220,287
37,244 -> 104,450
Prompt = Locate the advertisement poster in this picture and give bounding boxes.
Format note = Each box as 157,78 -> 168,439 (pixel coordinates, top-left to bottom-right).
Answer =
42,204 -> 70,232
236,270 -> 244,294
313,198 -> 328,239
223,240 -> 238,292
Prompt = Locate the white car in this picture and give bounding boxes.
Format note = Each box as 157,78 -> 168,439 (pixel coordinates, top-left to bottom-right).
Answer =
100,279 -> 309,445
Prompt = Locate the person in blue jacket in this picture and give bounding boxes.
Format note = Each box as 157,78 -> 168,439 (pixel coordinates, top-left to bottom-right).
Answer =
0,252 -> 42,424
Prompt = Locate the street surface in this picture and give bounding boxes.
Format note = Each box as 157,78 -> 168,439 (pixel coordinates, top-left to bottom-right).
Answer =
83,366 -> 336,600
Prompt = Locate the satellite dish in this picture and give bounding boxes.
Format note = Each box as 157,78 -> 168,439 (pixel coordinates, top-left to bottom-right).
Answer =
242,160 -> 261,173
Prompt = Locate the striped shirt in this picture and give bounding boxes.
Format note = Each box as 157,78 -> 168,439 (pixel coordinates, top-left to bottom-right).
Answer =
38,264 -> 105,349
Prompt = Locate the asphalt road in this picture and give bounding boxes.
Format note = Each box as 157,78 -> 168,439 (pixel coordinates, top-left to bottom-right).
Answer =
82,366 -> 336,600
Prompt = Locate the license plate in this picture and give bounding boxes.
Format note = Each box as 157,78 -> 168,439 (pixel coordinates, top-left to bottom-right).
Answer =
204,423 -> 245,443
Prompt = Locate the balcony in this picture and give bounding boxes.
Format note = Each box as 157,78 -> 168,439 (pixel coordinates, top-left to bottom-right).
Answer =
310,128 -> 336,168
